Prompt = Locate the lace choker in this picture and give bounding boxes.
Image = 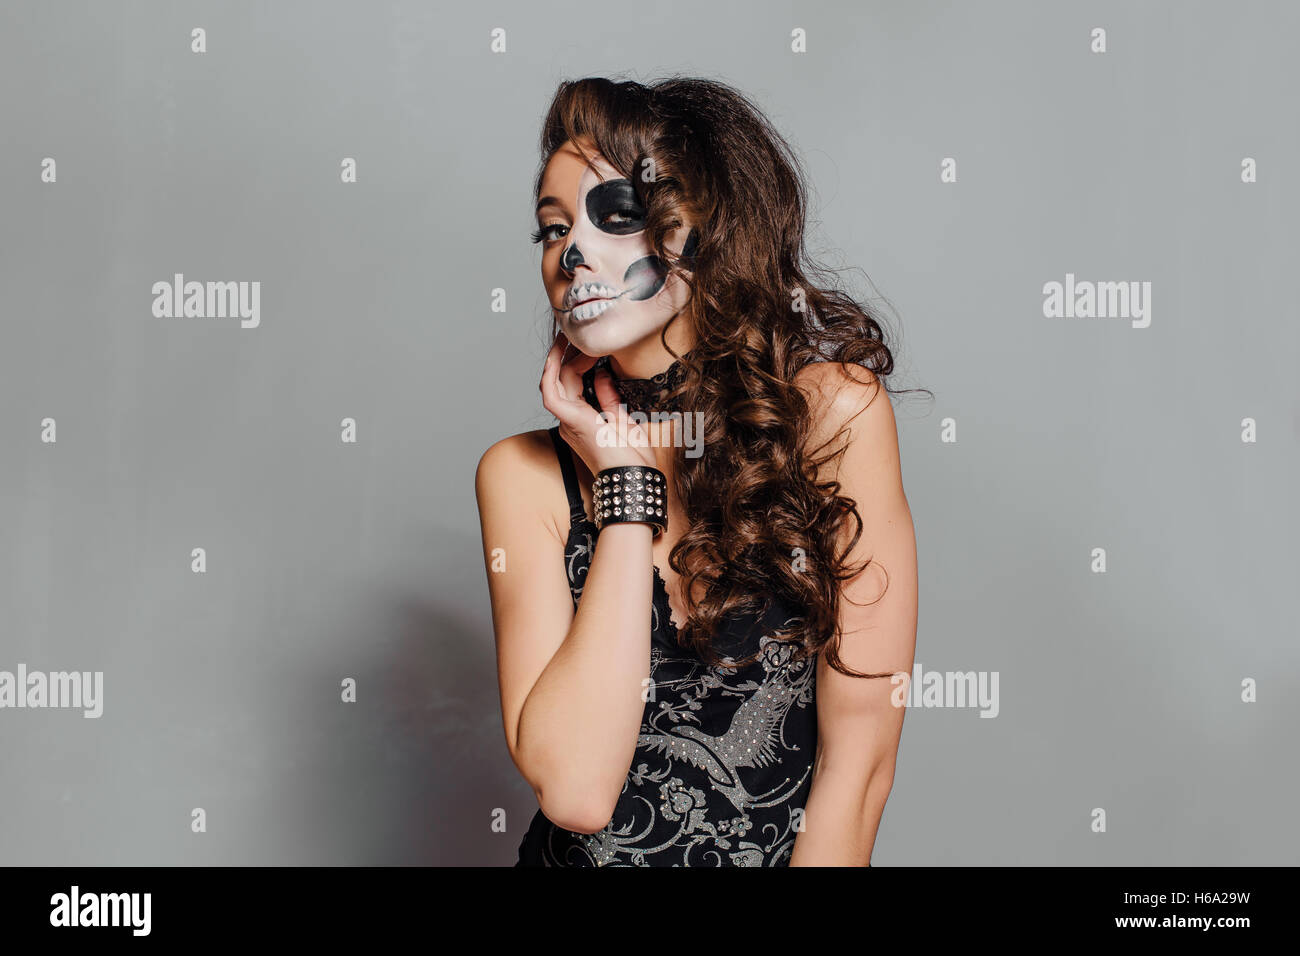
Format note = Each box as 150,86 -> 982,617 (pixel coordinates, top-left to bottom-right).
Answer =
581,353 -> 690,416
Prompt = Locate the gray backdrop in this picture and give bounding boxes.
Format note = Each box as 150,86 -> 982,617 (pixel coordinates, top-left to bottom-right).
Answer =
1,0 -> 1296,865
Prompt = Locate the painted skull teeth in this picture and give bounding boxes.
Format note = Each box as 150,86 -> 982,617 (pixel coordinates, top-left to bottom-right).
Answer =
571,298 -> 615,321
567,282 -> 619,308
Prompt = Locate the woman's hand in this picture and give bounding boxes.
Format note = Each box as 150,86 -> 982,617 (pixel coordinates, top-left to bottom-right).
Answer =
540,331 -> 659,474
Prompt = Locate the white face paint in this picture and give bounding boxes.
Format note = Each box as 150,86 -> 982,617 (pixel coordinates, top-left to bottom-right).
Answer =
535,147 -> 695,357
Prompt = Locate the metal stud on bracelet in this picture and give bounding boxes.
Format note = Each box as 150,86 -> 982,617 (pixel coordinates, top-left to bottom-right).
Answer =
593,465 -> 667,536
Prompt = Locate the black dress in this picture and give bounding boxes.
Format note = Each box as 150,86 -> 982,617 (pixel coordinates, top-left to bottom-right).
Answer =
514,425 -> 818,867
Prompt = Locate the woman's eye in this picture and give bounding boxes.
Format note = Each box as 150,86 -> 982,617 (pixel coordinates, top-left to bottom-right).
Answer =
530,223 -> 569,244
601,208 -> 641,226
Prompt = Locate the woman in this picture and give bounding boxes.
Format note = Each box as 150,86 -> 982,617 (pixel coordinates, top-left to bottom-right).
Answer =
475,76 -> 920,866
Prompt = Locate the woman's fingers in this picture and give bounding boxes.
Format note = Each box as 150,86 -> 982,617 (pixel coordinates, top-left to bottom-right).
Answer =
540,336 -> 654,469
539,332 -> 572,412
590,365 -> 624,415
557,348 -> 599,401
541,332 -> 603,423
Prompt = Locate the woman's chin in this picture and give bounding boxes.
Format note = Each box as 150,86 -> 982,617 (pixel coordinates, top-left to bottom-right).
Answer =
557,326 -> 620,357
560,319 -> 675,360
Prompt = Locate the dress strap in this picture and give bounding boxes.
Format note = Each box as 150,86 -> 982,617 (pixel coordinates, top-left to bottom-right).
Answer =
548,426 -> 589,528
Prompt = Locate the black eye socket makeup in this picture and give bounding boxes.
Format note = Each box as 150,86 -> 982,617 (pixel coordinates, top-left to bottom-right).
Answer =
586,179 -> 647,235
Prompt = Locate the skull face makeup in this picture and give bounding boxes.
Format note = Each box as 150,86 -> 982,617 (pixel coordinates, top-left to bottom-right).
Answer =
534,141 -> 696,358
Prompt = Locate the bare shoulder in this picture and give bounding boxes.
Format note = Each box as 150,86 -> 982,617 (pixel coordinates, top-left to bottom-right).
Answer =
475,427 -> 568,543
793,361 -> 898,472
476,427 -> 559,483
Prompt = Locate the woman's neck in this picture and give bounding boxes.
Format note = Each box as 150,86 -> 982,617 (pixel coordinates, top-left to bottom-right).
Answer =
581,322 -> 696,418
606,322 -> 696,380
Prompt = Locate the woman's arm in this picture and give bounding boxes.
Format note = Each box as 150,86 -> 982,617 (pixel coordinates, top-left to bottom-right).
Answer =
475,431 -> 654,834
788,364 -> 919,866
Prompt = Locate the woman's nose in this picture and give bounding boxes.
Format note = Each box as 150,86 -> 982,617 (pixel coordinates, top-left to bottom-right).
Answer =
560,238 -> 585,274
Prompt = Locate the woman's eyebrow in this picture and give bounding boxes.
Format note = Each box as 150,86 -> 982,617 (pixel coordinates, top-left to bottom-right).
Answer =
535,195 -> 567,213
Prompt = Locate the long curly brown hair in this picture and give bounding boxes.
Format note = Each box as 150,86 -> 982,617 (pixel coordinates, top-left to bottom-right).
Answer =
535,76 -> 930,678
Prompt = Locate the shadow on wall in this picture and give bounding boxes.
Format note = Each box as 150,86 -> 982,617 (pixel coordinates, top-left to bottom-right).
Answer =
277,526 -> 530,865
